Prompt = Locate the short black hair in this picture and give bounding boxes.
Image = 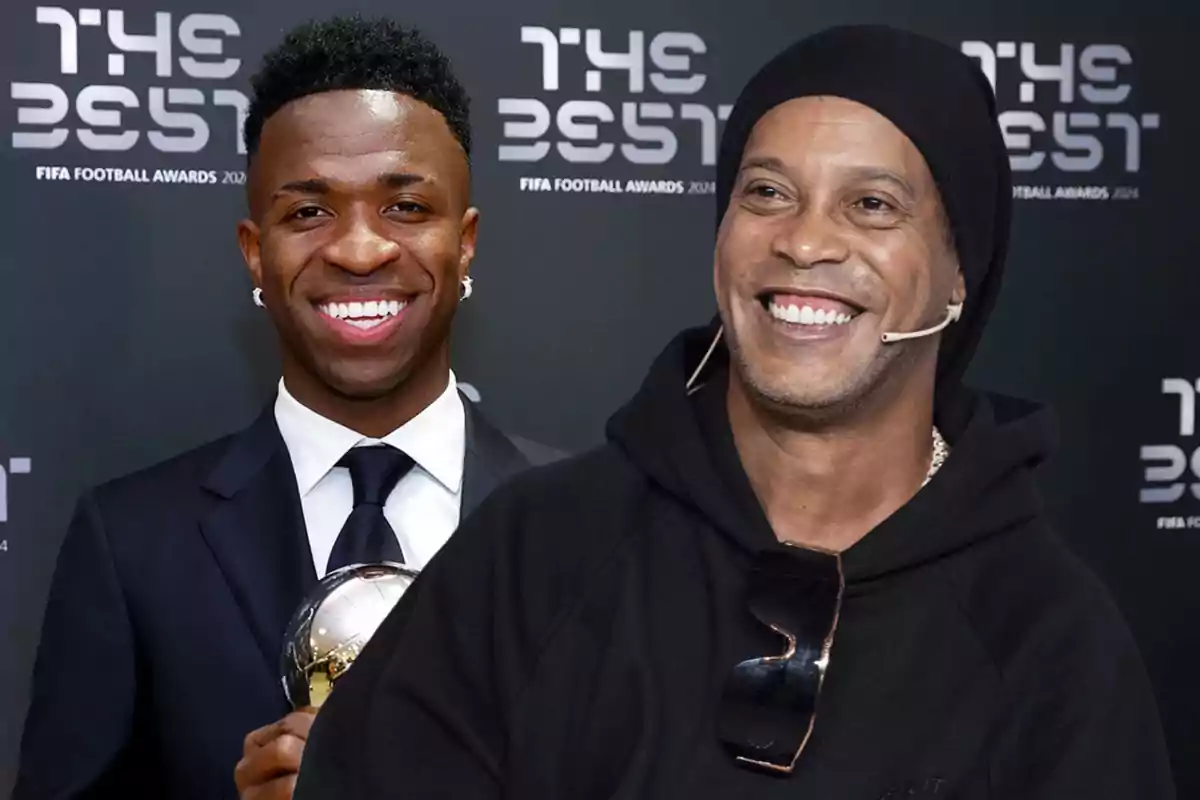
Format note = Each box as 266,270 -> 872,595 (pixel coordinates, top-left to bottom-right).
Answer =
244,15 -> 471,163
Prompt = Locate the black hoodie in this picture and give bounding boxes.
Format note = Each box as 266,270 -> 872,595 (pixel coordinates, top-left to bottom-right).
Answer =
295,325 -> 1175,800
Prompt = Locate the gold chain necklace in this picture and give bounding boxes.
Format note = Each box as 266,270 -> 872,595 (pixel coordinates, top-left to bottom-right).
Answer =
923,427 -> 949,487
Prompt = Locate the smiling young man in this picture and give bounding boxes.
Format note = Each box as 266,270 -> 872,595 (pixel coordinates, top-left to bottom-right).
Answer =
295,25 -> 1175,800
15,16 -> 558,800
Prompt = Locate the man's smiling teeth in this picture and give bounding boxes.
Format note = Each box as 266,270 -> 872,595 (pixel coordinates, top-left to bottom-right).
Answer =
768,302 -> 854,326
319,299 -> 406,330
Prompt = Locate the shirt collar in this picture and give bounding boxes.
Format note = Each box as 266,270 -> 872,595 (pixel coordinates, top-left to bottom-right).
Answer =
274,372 -> 465,497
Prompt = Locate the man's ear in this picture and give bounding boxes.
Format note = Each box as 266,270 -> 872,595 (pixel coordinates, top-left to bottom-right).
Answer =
458,206 -> 480,282
237,218 -> 263,290
951,269 -> 966,307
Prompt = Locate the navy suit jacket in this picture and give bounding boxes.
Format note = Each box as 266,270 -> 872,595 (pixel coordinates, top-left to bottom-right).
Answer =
14,397 -> 559,799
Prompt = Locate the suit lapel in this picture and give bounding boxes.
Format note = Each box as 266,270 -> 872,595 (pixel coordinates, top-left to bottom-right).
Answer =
196,396 -> 528,674
199,407 -> 317,675
461,396 -> 533,517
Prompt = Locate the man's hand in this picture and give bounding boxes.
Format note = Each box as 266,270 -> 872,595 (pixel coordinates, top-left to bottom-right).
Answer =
234,708 -> 317,799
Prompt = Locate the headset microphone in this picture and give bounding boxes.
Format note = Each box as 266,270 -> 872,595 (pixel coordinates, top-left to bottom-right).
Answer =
880,303 -> 963,344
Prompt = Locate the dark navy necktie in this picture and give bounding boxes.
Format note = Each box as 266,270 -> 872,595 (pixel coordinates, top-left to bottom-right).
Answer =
326,444 -> 414,573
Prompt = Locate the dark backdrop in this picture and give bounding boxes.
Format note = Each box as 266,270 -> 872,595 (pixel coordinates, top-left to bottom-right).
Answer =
3,0 -> 1197,794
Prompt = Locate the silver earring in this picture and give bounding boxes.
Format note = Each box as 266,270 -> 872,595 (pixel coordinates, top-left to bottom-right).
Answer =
460,276 -> 473,301
252,288 -> 265,308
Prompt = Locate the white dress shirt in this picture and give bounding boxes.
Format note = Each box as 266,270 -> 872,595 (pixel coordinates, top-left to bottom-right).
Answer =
274,373 -> 465,577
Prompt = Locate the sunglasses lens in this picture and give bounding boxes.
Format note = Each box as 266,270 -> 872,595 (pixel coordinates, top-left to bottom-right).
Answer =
717,549 -> 842,773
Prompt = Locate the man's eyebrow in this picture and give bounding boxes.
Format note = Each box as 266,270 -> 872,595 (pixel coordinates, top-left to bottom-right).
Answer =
843,166 -> 917,199
273,178 -> 330,199
379,172 -> 426,189
737,158 -> 917,200
739,156 -> 788,174
271,172 -> 428,200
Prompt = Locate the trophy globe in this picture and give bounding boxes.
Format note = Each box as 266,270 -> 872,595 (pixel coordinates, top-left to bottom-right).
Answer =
281,561 -> 419,709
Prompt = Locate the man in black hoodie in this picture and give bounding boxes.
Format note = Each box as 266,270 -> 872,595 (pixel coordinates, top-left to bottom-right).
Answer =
294,25 -> 1176,799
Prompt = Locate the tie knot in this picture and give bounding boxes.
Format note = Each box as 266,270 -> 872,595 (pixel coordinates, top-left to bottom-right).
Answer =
338,445 -> 415,507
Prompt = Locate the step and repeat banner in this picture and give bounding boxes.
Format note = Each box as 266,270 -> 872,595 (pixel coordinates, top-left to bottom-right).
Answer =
2,0 -> 1196,793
